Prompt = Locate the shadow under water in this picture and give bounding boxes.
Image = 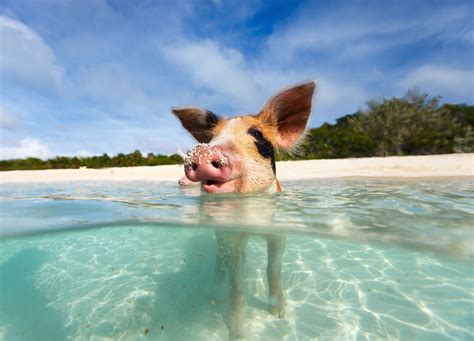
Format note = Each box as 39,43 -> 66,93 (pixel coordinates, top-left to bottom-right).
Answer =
0,248 -> 66,341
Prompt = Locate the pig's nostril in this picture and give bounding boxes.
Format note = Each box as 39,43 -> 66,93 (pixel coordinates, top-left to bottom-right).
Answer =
211,160 -> 221,169
191,162 -> 198,171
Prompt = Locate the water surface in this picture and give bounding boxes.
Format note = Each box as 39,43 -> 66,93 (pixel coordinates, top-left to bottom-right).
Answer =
0,179 -> 473,340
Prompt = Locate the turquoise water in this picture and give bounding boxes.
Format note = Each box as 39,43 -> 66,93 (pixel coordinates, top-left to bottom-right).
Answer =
0,179 -> 473,340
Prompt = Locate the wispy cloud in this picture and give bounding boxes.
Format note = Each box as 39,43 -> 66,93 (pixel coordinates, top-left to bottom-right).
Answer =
267,3 -> 472,60
0,138 -> 53,160
0,15 -> 63,92
161,39 -> 309,113
398,65 -> 474,100
162,39 -> 261,108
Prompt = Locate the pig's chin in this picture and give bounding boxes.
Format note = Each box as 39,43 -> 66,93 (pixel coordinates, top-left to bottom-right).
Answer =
201,178 -> 239,194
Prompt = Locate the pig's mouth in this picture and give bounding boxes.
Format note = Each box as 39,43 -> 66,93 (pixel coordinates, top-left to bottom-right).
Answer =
204,179 -> 218,186
202,177 -> 239,194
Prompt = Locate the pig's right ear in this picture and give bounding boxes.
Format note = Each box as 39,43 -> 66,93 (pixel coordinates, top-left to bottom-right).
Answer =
171,107 -> 221,143
259,81 -> 316,150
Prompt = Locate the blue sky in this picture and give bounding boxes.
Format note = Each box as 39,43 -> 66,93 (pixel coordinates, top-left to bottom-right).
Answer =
0,0 -> 473,159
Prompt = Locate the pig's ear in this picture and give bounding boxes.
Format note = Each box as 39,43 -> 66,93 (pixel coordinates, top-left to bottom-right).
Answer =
260,82 -> 316,149
171,107 -> 221,143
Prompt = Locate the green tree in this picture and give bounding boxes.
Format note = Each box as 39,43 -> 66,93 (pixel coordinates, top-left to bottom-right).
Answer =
350,90 -> 472,156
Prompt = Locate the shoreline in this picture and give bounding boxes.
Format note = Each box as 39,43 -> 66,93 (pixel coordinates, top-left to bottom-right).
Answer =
0,153 -> 472,184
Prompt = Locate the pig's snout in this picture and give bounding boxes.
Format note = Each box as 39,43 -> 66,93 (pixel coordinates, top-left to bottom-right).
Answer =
184,143 -> 231,183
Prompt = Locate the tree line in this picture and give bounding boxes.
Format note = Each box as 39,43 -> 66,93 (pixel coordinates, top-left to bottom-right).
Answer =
1,91 -> 473,171
0,151 -> 182,171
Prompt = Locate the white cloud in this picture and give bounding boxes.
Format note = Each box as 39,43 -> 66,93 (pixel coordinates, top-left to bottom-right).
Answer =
0,104 -> 18,129
161,39 -> 321,115
267,4 -> 472,59
161,39 -> 263,108
0,15 -> 63,91
0,138 -> 54,160
162,37 -> 367,124
399,65 -> 474,100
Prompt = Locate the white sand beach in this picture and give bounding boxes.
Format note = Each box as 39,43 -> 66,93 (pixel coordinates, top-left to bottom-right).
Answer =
1,153 -> 472,184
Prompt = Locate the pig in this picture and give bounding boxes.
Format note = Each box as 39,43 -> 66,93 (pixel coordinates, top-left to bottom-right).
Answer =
172,81 -> 316,338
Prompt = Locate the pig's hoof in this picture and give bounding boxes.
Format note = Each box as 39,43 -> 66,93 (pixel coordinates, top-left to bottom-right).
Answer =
229,325 -> 245,339
270,304 -> 285,318
229,313 -> 245,339
269,292 -> 286,318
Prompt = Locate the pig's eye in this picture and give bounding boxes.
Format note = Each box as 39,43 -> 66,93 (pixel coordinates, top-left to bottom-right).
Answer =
247,127 -> 276,174
248,127 -> 263,139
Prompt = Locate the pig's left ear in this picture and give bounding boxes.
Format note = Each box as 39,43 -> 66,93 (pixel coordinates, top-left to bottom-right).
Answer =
260,81 -> 316,149
172,107 -> 221,143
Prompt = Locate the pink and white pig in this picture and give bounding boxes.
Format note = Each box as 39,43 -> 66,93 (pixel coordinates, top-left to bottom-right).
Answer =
172,81 -> 316,338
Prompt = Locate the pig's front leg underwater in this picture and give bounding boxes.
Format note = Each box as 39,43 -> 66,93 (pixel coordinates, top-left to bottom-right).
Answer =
266,234 -> 286,318
222,233 -> 249,339
213,231 -> 250,338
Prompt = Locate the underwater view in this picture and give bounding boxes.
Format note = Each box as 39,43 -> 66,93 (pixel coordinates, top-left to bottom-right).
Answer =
0,179 -> 473,340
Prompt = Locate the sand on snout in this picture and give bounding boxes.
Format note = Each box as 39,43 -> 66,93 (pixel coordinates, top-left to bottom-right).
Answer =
0,153 -> 472,184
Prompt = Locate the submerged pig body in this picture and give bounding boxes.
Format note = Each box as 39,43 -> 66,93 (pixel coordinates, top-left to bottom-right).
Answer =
172,81 -> 316,338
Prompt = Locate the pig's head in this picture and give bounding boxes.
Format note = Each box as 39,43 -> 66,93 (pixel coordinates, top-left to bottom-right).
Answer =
172,81 -> 316,194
